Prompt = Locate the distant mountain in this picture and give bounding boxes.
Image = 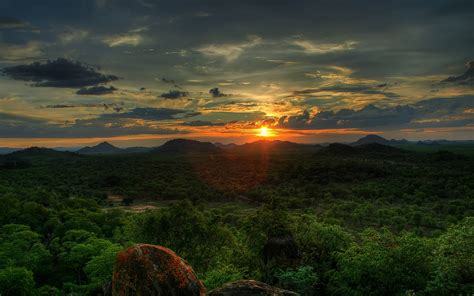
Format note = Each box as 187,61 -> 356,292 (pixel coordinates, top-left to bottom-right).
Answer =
352,134 -> 391,146
214,142 -> 238,150
389,138 -> 410,145
0,147 -> 20,155
318,142 -> 409,159
9,147 -> 77,158
235,140 -> 316,153
152,139 -> 222,154
77,142 -> 123,154
416,139 -> 474,145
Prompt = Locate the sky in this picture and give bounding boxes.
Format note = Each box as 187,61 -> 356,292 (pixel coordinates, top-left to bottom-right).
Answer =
0,0 -> 473,147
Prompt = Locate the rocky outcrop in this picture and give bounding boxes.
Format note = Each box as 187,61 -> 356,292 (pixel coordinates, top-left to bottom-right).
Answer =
112,244 -> 205,296
208,280 -> 299,296
111,244 -> 299,296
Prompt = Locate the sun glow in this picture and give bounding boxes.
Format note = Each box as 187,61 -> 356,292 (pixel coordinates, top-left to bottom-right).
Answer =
259,127 -> 270,137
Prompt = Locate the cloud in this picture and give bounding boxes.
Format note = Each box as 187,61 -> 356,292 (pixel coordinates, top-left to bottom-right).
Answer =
0,107 -> 199,138
289,83 -> 400,100
160,90 -> 189,99
182,120 -> 226,126
102,33 -> 144,47
165,50 -> 188,57
196,35 -> 262,62
0,112 -> 189,138
105,107 -> 199,121
160,77 -> 181,89
292,40 -> 357,54
58,28 -> 89,44
43,104 -> 76,108
0,17 -> 35,31
43,103 -> 123,112
76,85 -> 117,95
275,96 -> 474,130
318,84 -> 400,98
265,59 -> 298,66
0,42 -> 43,61
1,58 -> 118,87
441,61 -> 474,85
209,87 -> 227,98
0,111 -> 46,124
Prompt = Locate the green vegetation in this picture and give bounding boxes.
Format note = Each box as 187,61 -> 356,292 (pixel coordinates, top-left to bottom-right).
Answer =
0,143 -> 472,295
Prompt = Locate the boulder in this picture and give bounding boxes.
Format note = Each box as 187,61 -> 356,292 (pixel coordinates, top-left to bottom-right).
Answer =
112,244 -> 205,296
208,280 -> 299,296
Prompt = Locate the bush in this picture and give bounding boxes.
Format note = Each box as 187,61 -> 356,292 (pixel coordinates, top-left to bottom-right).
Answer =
203,264 -> 243,290
275,266 -> 318,295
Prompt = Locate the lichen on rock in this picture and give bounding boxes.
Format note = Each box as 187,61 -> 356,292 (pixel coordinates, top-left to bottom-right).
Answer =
112,244 -> 205,296
208,280 -> 300,296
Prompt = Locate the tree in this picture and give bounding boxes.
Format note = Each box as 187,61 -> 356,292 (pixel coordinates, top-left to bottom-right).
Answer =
426,218 -> 474,294
84,244 -> 122,294
59,232 -> 119,285
0,224 -> 50,272
124,200 -> 236,273
293,216 -> 352,293
329,229 -> 434,295
0,267 -> 36,296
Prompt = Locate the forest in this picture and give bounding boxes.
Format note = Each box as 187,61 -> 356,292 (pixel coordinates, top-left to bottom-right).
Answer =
0,140 -> 472,295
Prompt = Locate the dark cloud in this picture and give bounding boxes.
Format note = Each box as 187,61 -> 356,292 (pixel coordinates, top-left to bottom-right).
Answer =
76,85 -> 117,95
0,109 -> 192,138
0,112 -> 46,123
161,77 -> 181,89
105,107 -> 199,121
182,120 -> 226,126
0,1 -> 473,141
0,17 -> 31,29
277,96 -> 474,130
1,58 -> 118,87
209,87 -> 227,98
44,104 -> 76,108
441,61 -> 474,85
43,103 -> 124,111
184,111 -> 202,118
160,90 -> 188,99
292,84 -> 400,98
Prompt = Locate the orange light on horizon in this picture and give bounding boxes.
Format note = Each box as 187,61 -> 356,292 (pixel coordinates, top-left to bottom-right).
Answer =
258,126 -> 277,137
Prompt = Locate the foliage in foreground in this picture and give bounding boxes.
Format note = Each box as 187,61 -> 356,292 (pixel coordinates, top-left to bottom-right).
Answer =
0,148 -> 472,294
0,194 -> 472,295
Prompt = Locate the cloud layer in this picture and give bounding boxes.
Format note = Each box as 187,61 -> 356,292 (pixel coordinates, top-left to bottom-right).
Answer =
0,0 -> 473,144
2,58 -> 118,87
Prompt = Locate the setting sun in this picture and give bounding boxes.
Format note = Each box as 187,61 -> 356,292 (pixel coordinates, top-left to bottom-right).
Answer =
259,127 -> 270,137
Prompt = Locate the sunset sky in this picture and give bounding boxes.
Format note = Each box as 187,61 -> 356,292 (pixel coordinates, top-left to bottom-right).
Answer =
0,0 -> 473,147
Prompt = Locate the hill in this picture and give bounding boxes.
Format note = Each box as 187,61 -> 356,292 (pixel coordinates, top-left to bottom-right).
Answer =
352,134 -> 391,146
317,143 -> 360,156
77,142 -> 123,154
0,147 -> 21,155
214,142 -> 238,150
317,142 -> 409,159
9,147 -> 77,158
152,139 -> 222,154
